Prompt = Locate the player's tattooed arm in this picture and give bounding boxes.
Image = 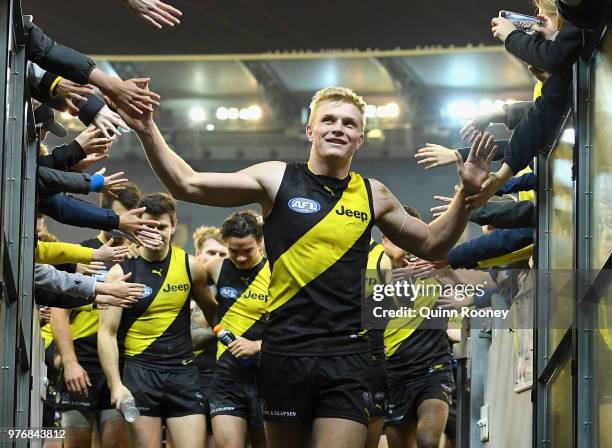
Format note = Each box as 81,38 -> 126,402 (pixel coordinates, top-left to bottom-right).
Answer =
372,179 -> 470,261
190,304 -> 216,350
189,255 -> 219,327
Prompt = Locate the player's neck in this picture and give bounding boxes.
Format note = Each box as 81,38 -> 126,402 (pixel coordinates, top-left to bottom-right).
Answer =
307,153 -> 351,179
140,244 -> 170,262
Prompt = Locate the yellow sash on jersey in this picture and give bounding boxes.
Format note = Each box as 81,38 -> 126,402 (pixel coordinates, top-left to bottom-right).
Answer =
217,261 -> 271,360
40,323 -> 54,349
365,242 -> 385,298
70,309 -> 99,340
384,278 -> 441,357
267,173 -> 372,312
125,247 -> 191,357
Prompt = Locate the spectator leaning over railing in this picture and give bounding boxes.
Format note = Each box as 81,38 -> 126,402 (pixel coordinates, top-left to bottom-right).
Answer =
24,19 -> 160,116
463,1 -> 585,209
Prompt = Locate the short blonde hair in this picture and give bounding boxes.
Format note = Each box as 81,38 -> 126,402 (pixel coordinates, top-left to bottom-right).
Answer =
308,87 -> 367,130
532,0 -> 558,17
193,226 -> 223,251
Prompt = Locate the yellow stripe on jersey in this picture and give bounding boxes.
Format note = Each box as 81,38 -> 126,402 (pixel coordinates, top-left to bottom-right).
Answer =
70,310 -> 99,340
365,242 -> 385,299
217,261 -> 271,360
267,173 -> 372,313
384,277 -> 441,357
125,247 -> 191,357
40,323 -> 53,349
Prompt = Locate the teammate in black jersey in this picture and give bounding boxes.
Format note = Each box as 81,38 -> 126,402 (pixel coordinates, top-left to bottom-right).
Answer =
50,184 -> 142,448
198,211 -> 269,448
380,208 -> 454,448
191,225 -> 227,448
119,85 -> 495,448
364,240 -> 389,448
98,193 -> 217,448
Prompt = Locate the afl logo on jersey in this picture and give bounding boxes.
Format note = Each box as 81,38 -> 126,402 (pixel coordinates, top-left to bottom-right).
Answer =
288,197 -> 321,214
141,285 -> 153,298
219,287 -> 239,299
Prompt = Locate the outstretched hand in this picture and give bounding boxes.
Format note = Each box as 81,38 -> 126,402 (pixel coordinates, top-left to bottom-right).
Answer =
113,79 -> 155,132
455,132 -> 497,196
55,78 -> 95,115
104,77 -> 159,118
464,163 -> 514,210
123,0 -> 182,29
414,144 -> 457,170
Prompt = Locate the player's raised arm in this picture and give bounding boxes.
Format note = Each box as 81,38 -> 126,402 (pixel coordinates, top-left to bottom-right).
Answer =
373,181 -> 467,261
117,93 -> 284,211
374,132 -> 496,261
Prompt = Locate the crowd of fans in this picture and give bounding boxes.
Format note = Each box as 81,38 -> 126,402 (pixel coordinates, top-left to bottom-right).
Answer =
13,0 -> 607,447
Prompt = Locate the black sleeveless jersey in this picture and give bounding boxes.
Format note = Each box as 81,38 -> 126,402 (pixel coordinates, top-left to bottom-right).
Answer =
365,240 -> 386,364
384,278 -> 452,385
119,246 -> 194,370
263,162 -> 375,356
215,257 -> 270,381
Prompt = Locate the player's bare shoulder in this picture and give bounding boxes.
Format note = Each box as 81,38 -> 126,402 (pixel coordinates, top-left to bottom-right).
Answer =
241,161 -> 287,214
241,161 -> 286,194
369,178 -> 398,219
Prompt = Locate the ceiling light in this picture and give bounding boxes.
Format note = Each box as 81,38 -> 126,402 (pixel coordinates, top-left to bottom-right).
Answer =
479,99 -> 493,114
216,107 -> 228,120
189,106 -> 206,123
447,100 -> 477,120
228,107 -> 239,120
206,123 -> 215,131
385,102 -> 399,118
248,105 -> 262,120
239,108 -> 250,120
367,128 -> 384,139
365,105 -> 377,118
377,103 -> 400,118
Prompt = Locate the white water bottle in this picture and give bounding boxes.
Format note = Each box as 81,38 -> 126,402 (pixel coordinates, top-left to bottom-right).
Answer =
120,397 -> 139,422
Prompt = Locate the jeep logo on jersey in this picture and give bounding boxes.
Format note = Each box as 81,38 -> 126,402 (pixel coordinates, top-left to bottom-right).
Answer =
244,290 -> 268,302
335,204 -> 368,222
288,197 -> 321,214
141,285 -> 153,298
219,286 -> 239,299
162,283 -> 190,293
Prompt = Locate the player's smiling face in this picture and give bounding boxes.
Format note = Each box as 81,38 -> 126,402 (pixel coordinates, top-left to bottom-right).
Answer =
307,101 -> 364,161
224,235 -> 262,270
143,212 -> 175,252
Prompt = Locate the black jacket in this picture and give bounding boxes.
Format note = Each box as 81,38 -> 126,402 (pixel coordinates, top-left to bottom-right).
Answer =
470,200 -> 535,228
557,0 -> 607,29
30,68 -> 105,125
38,141 -> 86,172
24,21 -> 95,85
502,24 -> 584,173
38,194 -> 120,231
38,167 -> 92,198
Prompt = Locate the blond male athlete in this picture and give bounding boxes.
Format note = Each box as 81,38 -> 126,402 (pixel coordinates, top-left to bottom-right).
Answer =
118,86 -> 495,448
